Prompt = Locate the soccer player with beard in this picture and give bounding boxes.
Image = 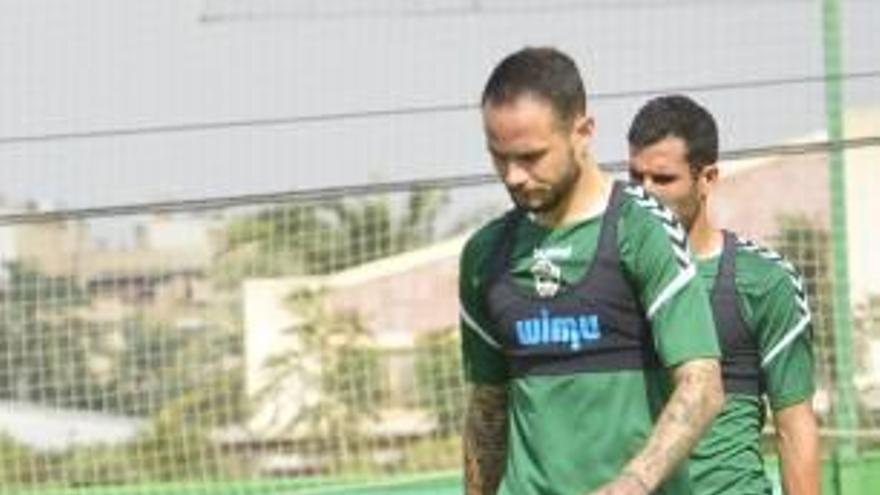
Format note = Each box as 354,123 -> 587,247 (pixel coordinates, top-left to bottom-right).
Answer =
460,47 -> 724,495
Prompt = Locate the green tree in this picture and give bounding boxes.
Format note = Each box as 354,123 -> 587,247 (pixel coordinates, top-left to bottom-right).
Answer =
259,288 -> 383,471
0,262 -> 99,408
131,371 -> 249,482
215,188 -> 448,285
414,328 -> 465,437
213,188 -> 455,474
0,434 -> 52,486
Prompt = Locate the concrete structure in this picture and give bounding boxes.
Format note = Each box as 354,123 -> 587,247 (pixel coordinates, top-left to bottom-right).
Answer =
242,235 -> 465,438
0,213 -> 220,326
711,107 -> 880,305
0,400 -> 145,452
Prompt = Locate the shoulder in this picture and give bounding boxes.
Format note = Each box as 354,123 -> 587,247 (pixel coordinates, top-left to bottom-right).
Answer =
732,234 -> 807,304
460,210 -> 514,275
733,235 -> 802,284
618,182 -> 687,236
618,182 -> 691,268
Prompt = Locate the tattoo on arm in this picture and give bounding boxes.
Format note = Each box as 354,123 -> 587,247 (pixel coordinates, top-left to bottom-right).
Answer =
622,358 -> 724,491
464,384 -> 509,495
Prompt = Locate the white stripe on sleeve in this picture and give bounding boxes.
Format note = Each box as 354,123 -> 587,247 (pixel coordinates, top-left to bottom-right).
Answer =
761,313 -> 811,368
460,303 -> 502,349
647,264 -> 696,319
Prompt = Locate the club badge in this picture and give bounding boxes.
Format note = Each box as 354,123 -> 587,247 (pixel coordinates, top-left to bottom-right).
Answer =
530,256 -> 562,298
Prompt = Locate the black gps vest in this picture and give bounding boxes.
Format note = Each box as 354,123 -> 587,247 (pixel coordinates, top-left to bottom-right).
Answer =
712,230 -> 763,396
484,181 -> 660,378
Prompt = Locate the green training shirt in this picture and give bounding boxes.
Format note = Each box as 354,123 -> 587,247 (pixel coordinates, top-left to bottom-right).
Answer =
688,237 -> 814,495
460,183 -> 720,495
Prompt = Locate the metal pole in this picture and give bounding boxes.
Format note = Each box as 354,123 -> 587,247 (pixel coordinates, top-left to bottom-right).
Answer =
822,0 -> 859,492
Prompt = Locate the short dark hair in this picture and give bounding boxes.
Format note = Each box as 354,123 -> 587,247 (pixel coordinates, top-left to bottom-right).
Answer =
627,94 -> 719,174
481,47 -> 587,127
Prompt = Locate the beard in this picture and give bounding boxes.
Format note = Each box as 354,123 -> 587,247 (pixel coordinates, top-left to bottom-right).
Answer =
670,190 -> 701,232
509,147 -> 582,213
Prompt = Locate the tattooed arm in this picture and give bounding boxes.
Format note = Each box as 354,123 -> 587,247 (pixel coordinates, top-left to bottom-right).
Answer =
590,358 -> 724,495
464,383 -> 509,495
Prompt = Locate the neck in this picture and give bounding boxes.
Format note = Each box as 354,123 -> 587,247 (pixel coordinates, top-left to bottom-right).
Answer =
688,210 -> 723,258
535,159 -> 609,228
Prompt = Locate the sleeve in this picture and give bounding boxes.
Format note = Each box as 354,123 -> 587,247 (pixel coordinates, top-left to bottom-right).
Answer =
618,188 -> 720,368
459,235 -> 509,384
752,267 -> 815,411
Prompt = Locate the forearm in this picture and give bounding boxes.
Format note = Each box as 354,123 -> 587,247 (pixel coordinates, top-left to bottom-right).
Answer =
776,402 -> 821,495
464,383 -> 509,495
621,359 -> 724,492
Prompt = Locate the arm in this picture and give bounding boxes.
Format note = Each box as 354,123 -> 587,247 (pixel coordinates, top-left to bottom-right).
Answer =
595,188 -> 723,493
745,251 -> 817,494
464,383 -> 509,495
459,227 -> 512,495
775,401 -> 820,495
591,358 -> 724,495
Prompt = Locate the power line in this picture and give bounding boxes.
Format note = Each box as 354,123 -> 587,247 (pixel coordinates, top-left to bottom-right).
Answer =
594,70 -> 880,101
602,135 -> 880,171
200,0 -> 836,24
0,70 -> 878,146
1,135 -> 877,226
0,103 -> 471,146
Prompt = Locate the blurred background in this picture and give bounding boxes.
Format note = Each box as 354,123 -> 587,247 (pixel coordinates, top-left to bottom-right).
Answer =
0,1 -> 877,494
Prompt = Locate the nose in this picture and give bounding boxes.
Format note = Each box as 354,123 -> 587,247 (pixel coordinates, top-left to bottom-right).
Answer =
502,161 -> 529,189
641,177 -> 658,195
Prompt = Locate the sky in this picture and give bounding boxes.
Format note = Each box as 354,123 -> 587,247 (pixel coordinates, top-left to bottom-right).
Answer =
0,0 -> 877,213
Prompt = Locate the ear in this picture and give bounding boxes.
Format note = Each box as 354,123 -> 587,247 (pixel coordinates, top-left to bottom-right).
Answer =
702,164 -> 719,185
571,114 -> 594,140
699,164 -> 719,198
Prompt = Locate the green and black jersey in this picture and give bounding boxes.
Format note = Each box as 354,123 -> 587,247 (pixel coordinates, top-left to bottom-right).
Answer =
459,181 -> 720,495
688,233 -> 814,495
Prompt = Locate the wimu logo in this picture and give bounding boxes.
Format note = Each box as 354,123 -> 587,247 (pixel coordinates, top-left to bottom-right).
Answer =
514,309 -> 601,351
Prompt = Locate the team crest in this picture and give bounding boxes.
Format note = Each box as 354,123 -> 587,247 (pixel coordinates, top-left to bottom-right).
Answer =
530,256 -> 562,298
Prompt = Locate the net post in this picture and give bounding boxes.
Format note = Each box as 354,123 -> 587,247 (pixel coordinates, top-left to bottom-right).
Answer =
822,0 -> 860,492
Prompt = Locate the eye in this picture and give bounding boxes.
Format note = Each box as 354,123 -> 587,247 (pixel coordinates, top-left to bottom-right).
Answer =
488,149 -> 507,166
653,174 -> 677,185
518,151 -> 545,165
